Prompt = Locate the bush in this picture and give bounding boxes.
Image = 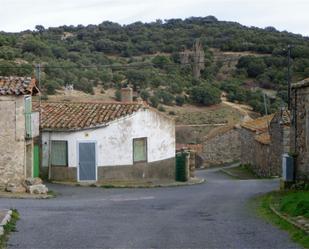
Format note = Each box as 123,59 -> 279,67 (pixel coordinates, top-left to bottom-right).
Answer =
158,105 -> 166,112
140,89 -> 150,101
168,110 -> 176,115
156,90 -> 175,105
45,82 -> 57,95
175,95 -> 185,106
115,89 -> 121,101
189,83 -> 221,106
149,95 -> 159,108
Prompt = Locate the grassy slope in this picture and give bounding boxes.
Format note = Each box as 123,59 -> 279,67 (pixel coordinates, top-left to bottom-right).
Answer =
279,191 -> 309,218
256,192 -> 309,248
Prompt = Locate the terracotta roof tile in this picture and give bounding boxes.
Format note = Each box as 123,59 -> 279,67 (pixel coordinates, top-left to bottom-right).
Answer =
0,76 -> 38,96
255,132 -> 271,145
33,101 -> 144,131
241,114 -> 274,132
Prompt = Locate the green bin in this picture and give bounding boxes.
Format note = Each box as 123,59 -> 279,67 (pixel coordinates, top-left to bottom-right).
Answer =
175,152 -> 188,182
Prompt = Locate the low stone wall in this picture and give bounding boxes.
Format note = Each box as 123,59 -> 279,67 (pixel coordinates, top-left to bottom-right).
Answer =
202,127 -> 241,167
49,157 -> 175,182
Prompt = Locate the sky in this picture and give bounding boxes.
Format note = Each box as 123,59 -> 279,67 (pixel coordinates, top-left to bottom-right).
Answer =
1,0 -> 308,36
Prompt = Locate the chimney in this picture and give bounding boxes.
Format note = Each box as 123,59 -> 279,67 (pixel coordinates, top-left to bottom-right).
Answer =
120,87 -> 133,102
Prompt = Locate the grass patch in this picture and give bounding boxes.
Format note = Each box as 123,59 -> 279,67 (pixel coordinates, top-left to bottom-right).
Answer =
0,209 -> 19,249
256,192 -> 309,249
47,190 -> 57,197
278,191 -> 309,218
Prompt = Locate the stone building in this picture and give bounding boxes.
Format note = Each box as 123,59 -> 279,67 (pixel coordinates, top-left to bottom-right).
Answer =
240,110 -> 291,177
0,76 -> 39,188
35,98 -> 175,182
240,114 -> 274,177
202,126 -> 241,167
291,78 -> 309,180
269,109 -> 291,176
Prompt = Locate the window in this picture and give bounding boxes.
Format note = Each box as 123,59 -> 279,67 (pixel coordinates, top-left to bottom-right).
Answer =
133,138 -> 147,163
51,141 -> 68,166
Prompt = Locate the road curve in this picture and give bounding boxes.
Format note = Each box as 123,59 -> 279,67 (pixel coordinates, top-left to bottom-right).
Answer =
1,167 -> 300,249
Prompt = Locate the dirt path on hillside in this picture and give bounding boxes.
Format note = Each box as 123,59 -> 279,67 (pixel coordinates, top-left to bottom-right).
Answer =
221,97 -> 253,122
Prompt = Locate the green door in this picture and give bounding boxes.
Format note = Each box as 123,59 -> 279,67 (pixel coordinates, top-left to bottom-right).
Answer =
33,144 -> 39,177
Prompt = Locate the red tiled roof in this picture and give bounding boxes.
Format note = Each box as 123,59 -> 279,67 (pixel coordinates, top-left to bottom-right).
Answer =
255,132 -> 271,145
33,101 -> 144,131
241,114 -> 274,133
0,76 -> 39,96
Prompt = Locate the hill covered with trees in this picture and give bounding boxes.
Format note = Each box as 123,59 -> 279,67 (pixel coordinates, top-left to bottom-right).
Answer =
0,16 -> 309,113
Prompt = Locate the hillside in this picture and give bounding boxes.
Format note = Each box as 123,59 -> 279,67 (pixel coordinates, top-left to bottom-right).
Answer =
1,16 -> 309,114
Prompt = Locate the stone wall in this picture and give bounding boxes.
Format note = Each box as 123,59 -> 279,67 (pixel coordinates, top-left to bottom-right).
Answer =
0,96 -> 26,187
269,117 -> 290,176
291,85 -> 309,180
240,122 -> 290,177
202,127 -> 241,167
239,128 -> 273,177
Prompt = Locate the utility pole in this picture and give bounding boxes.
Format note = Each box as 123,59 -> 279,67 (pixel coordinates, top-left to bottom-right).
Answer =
287,45 -> 292,110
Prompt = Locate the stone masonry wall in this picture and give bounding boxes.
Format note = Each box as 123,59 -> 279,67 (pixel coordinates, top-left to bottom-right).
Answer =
203,127 -> 241,167
269,120 -> 290,177
239,128 -> 255,166
240,128 -> 274,177
291,86 -> 309,180
0,96 -> 26,187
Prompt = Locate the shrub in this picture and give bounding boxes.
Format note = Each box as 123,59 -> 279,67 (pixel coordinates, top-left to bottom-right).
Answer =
169,110 -> 176,115
175,95 -> 185,106
149,95 -> 159,108
189,83 -> 221,106
114,89 -> 121,101
140,89 -> 150,101
158,105 -> 166,112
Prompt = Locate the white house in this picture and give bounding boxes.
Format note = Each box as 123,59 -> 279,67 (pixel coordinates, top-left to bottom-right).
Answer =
36,98 -> 175,182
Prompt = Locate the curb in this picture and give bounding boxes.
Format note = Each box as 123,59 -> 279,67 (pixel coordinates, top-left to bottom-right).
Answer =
0,192 -> 53,199
269,204 -> 309,235
220,169 -> 238,178
0,209 -> 12,236
54,178 -> 205,189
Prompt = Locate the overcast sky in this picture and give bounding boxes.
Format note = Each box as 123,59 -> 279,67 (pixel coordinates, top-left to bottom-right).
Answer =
1,0 -> 308,36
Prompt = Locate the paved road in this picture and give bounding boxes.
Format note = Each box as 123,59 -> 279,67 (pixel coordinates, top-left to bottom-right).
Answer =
1,168 -> 301,249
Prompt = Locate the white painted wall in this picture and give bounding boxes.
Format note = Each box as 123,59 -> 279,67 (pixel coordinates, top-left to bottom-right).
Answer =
42,108 -> 175,168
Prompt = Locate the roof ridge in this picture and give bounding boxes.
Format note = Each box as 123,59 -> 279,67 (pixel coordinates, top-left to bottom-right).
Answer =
34,100 -> 142,105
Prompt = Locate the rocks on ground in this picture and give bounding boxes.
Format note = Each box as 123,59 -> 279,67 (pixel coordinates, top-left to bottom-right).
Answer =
5,177 -> 48,195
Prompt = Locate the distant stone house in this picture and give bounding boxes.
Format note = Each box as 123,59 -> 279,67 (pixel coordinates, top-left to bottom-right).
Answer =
0,76 -> 40,188
35,100 -> 175,182
202,126 -> 241,168
240,110 -> 291,177
291,78 -> 309,180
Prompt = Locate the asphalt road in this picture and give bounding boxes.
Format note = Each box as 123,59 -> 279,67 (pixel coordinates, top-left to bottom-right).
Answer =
1,167 -> 301,249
